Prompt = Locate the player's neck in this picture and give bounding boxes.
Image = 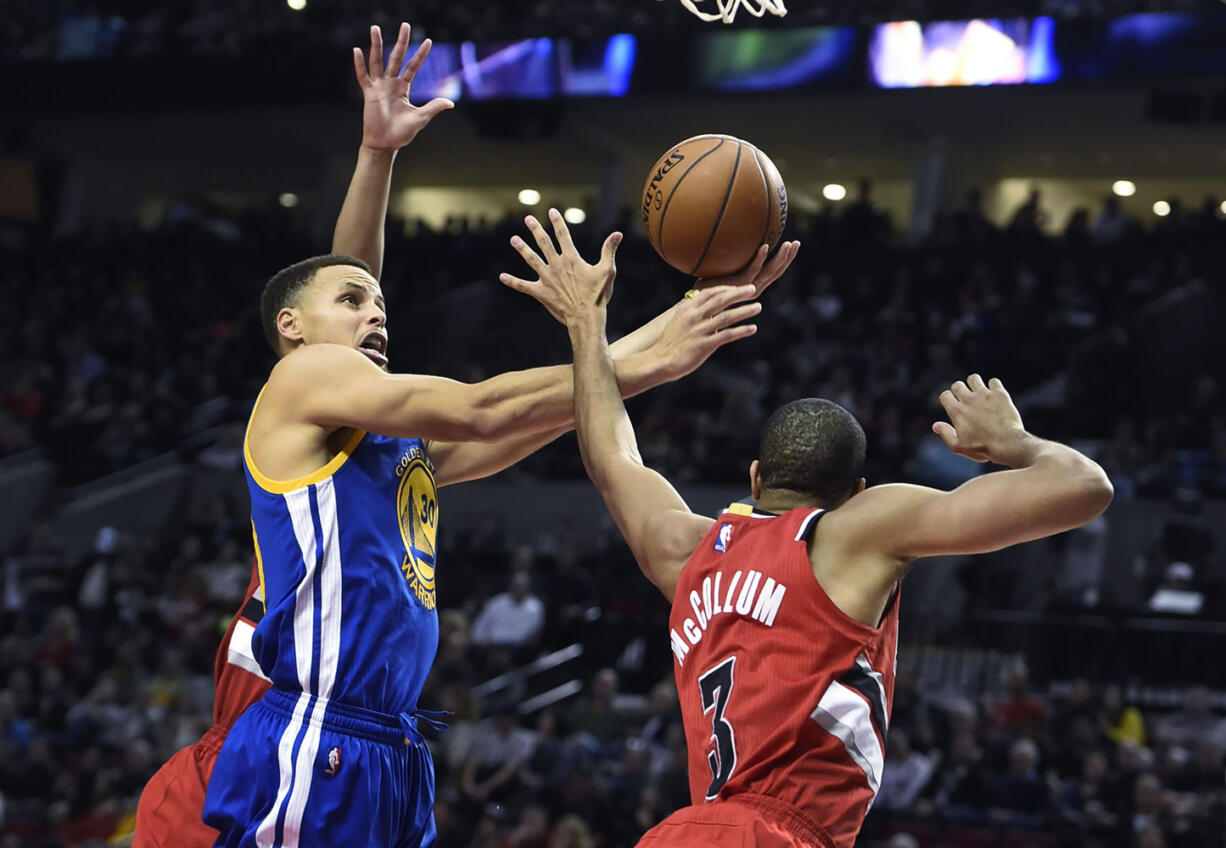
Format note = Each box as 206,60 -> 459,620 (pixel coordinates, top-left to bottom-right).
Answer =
755,489 -> 826,515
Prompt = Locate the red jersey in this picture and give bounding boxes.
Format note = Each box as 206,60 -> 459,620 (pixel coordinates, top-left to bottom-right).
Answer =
211,562 -> 271,728
667,504 -> 900,848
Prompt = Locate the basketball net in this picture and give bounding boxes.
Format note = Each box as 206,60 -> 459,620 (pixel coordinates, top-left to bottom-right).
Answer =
673,0 -> 787,24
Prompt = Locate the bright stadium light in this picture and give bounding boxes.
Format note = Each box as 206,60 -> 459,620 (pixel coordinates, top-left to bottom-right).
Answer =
563,207 -> 586,224
822,183 -> 847,201
1153,200 -> 1171,217
518,189 -> 541,205
286,0 -> 306,10
1111,180 -> 1136,197
279,192 -> 299,208
1220,200 -> 1226,215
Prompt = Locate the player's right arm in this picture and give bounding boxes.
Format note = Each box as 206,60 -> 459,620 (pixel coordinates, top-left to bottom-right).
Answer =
265,342 -> 669,444
829,375 -> 1113,567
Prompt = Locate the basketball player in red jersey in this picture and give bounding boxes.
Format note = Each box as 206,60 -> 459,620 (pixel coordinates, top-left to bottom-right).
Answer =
504,209 -> 1114,848
130,23 -> 453,847
132,563 -> 270,846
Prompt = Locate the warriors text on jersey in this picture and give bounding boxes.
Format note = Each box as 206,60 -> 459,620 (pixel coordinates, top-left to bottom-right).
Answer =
243,389 -> 441,715
668,504 -> 900,848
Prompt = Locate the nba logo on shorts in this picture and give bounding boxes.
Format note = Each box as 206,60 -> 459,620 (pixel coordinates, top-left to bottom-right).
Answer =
324,747 -> 342,777
715,523 -> 733,553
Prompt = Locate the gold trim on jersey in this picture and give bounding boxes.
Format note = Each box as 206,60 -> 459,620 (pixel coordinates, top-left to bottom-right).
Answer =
726,502 -> 754,516
251,520 -> 266,602
243,386 -> 367,494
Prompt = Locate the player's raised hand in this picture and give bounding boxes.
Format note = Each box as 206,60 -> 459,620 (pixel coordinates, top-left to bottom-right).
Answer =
695,240 -> 801,299
932,374 -> 1026,463
353,22 -> 454,152
499,208 -> 621,325
651,284 -> 762,381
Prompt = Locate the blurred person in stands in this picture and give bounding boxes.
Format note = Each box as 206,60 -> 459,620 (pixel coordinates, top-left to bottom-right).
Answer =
460,700 -> 535,809
514,202 -> 1113,846
471,570 -> 545,653
566,667 -> 628,750
1008,185 -> 1048,240
202,22 -> 798,848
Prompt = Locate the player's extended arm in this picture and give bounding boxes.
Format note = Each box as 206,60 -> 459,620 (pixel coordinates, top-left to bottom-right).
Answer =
568,286 -> 764,599
272,342 -> 676,445
832,375 -> 1114,566
332,22 -> 453,278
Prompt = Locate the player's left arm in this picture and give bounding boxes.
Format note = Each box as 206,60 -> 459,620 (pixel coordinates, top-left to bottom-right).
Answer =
331,22 -> 454,279
567,287 -> 762,600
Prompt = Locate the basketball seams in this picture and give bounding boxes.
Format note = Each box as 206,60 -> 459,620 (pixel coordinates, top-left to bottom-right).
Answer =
688,140 -> 744,276
657,136 -> 728,266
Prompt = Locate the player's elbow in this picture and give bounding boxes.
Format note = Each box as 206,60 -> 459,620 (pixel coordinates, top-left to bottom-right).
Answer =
1063,463 -> 1114,526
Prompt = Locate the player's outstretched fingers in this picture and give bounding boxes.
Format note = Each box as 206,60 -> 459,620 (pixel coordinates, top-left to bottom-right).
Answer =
599,232 -> 622,268
509,236 -> 547,276
547,208 -> 578,256
709,301 -> 763,332
704,283 -> 758,315
369,25 -> 384,79
950,380 -> 971,401
713,322 -> 758,348
938,388 -> 960,417
524,216 -> 560,259
404,37 -> 434,81
353,46 -> 371,88
742,244 -> 770,280
932,420 -> 960,451
968,373 -> 987,392
988,377 -> 1008,393
498,272 -> 537,294
387,22 -> 410,76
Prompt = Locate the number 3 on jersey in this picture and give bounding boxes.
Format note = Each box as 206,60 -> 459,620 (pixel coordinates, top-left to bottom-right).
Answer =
699,656 -> 738,800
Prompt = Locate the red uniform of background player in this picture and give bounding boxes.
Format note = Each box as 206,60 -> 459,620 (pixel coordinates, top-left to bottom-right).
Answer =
505,224 -> 1114,848
667,504 -> 898,847
132,563 -> 270,848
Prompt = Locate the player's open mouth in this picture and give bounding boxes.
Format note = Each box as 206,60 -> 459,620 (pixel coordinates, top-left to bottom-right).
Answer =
358,331 -> 388,366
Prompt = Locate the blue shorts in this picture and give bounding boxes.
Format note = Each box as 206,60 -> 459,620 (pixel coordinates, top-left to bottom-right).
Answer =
202,688 -> 436,848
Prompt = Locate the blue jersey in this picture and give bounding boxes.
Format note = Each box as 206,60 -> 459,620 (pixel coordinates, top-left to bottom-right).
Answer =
243,391 -> 440,715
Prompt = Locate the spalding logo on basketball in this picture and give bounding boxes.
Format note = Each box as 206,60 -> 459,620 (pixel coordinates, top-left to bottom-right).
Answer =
641,134 -> 787,279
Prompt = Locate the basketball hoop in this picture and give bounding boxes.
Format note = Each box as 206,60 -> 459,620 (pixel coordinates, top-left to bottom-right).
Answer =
673,0 -> 787,24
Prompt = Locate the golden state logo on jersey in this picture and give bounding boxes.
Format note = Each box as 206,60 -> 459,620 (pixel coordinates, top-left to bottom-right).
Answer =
395,447 -> 438,610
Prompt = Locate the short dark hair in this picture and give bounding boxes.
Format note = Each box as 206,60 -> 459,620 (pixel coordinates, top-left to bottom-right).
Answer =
260,254 -> 372,354
758,398 -> 866,505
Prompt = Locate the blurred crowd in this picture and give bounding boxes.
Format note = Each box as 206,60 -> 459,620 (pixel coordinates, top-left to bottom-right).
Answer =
2,182 -> 1224,498
0,0 -> 1211,62
1,493 -> 1224,848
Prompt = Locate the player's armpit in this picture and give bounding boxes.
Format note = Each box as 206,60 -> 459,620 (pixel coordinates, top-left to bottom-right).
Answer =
269,344 -> 496,442
831,457 -> 1112,564
587,455 -> 713,599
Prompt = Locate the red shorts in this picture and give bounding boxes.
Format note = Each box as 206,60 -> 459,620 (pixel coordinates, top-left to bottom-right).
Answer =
636,795 -> 836,848
133,725 -> 227,848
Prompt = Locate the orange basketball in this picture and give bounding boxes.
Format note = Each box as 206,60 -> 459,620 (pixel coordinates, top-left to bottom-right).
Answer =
640,134 -> 787,279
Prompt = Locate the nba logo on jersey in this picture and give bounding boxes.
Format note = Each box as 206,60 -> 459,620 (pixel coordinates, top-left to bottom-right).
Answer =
714,523 -> 733,553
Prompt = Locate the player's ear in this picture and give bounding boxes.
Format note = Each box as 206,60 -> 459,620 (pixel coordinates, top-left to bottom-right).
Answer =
749,460 -> 762,501
849,477 -> 867,499
277,307 -> 304,347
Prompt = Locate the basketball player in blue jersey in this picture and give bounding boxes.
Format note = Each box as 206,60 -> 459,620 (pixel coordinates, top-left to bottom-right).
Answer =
201,22 -> 801,848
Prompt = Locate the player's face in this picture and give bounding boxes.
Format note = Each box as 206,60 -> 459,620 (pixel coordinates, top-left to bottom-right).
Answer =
300,266 -> 389,370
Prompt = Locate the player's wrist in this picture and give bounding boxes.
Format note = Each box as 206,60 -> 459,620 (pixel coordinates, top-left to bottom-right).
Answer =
358,144 -> 399,162
986,428 -> 1039,468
